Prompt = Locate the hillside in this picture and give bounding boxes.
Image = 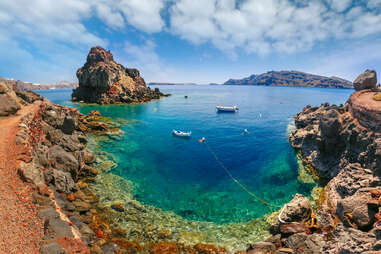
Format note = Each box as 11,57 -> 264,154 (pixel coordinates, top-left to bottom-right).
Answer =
0,77 -> 77,90
223,71 -> 353,89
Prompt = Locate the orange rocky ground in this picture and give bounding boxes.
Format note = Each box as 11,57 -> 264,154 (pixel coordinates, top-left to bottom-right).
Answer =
348,90 -> 381,131
0,102 -> 44,254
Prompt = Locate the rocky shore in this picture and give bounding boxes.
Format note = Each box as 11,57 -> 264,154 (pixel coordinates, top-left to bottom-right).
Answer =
72,47 -> 169,105
0,80 -> 272,253
267,70 -> 381,253
3,68 -> 381,253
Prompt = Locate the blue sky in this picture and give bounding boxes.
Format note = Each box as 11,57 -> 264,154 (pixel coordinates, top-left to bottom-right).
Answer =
1,0 -> 381,84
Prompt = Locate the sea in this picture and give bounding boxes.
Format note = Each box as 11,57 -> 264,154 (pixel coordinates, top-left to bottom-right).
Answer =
38,85 -> 353,249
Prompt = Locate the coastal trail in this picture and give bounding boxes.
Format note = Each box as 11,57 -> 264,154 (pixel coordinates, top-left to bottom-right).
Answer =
0,102 -> 44,254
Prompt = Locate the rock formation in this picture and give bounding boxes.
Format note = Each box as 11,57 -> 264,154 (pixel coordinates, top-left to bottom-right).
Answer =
281,70 -> 381,252
0,82 -> 21,116
0,81 -> 41,116
353,69 -> 377,91
72,46 -> 166,104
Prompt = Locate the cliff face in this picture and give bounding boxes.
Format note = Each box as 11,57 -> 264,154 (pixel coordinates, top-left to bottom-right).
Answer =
223,71 -> 353,89
72,46 -> 165,104
282,70 -> 381,252
0,77 -> 78,90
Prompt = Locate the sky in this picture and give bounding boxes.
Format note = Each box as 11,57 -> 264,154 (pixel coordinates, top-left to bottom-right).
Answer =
1,0 -> 381,84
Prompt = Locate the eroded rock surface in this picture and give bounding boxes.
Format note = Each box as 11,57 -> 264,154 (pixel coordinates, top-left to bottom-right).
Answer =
72,46 -> 167,104
353,69 -> 377,91
286,70 -> 381,253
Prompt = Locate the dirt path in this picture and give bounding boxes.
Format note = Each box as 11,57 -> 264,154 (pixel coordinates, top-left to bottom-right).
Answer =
0,102 -> 44,254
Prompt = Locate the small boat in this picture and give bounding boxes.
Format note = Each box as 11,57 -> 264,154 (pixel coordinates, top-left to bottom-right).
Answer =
216,105 -> 238,112
172,130 -> 192,137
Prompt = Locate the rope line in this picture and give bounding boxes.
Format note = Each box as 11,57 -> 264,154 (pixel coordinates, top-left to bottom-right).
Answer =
203,141 -> 280,208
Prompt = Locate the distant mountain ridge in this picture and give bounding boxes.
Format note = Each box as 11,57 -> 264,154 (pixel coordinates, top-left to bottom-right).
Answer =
223,71 -> 353,89
0,76 -> 78,90
148,82 -> 197,86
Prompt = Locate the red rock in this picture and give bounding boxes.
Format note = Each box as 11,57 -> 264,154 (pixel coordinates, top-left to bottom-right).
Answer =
66,193 -> 75,202
280,223 -> 309,234
149,242 -> 178,254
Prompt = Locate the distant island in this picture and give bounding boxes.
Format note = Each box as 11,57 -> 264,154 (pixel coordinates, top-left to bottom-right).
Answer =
148,82 -> 197,86
0,76 -> 77,90
220,71 -> 353,89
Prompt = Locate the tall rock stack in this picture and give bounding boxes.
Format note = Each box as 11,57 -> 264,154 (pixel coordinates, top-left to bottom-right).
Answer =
72,46 -> 164,104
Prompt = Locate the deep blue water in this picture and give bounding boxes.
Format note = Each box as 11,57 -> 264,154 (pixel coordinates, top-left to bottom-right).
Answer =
38,86 -> 353,224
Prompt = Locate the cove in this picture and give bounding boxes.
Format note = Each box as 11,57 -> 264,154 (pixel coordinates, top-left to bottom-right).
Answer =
39,85 -> 352,224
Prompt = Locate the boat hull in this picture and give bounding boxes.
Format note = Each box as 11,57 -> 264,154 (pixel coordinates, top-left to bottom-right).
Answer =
216,106 -> 238,113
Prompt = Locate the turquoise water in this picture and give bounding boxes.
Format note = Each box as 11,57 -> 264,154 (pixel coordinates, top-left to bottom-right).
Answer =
39,86 -> 352,224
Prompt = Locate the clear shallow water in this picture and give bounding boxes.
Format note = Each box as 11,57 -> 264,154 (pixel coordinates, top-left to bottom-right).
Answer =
39,86 -> 352,224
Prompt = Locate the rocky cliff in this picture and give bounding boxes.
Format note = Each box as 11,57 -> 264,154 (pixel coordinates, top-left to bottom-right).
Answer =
269,69 -> 381,253
0,76 -> 78,90
0,81 -> 41,116
72,46 -> 166,104
223,71 -> 354,89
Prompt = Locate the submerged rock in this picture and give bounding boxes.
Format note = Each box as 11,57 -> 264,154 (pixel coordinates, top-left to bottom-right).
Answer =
72,46 -> 166,104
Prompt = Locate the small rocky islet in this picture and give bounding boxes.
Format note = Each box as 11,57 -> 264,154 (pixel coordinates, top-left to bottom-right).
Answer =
72,46 -> 169,105
1,44 -> 381,253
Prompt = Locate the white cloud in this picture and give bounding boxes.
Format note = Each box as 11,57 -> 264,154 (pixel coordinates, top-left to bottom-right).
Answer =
0,0 -> 167,82
328,0 -> 352,12
119,0 -> 166,33
94,1 -> 125,29
367,0 -> 381,9
169,0 -> 381,56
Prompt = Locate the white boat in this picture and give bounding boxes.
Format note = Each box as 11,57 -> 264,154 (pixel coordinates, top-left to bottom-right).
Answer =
172,130 -> 192,137
216,105 -> 238,112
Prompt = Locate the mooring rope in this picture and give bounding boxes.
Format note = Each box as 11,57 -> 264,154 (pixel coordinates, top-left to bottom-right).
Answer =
203,141 -> 280,208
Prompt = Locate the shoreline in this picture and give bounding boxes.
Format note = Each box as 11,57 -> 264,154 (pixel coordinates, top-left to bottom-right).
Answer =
2,78 -> 377,253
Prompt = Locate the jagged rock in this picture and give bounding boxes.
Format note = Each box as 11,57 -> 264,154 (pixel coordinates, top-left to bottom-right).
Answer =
72,46 -> 165,104
353,69 -> 377,91
280,223 -> 309,234
0,82 -> 21,116
82,149 -> 95,164
285,233 -> 323,254
278,194 -> 312,224
49,169 -> 75,193
38,208 -> 74,239
247,242 -> 276,254
289,80 -> 381,253
61,115 -> 76,135
270,194 -> 312,235
322,224 -> 376,253
336,188 -> 377,229
18,161 -> 45,187
290,97 -> 381,183
48,145 -> 79,176
16,90 -> 41,104
40,241 -> 65,254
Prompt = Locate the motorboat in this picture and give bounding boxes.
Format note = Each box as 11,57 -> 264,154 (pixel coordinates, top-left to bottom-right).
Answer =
172,129 -> 192,137
216,105 -> 238,112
